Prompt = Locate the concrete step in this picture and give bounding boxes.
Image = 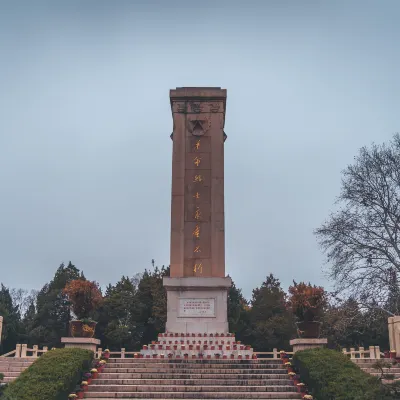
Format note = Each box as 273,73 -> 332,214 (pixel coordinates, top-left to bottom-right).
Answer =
104,362 -> 283,368
106,359 -> 280,364
0,366 -> 29,372
103,368 -> 286,374
87,385 -> 297,393
92,379 -> 293,386
84,393 -> 300,399
98,373 -> 289,379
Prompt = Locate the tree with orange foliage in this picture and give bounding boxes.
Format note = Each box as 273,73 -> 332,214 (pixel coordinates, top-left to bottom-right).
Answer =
63,280 -> 103,320
288,281 -> 326,322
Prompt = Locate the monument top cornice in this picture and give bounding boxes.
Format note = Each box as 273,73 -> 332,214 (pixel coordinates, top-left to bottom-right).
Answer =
170,87 -> 227,106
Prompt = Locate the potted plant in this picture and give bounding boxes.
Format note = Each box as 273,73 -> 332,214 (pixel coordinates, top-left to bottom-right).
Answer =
245,354 -> 250,359
68,394 -> 78,399
75,387 -> 84,399
288,281 -> 326,338
292,374 -> 301,385
63,280 -> 103,338
230,354 -> 235,359
83,372 -> 92,384
285,362 -> 294,373
81,381 -> 88,391
215,353 -> 220,359
168,353 -> 173,358
297,383 -> 306,393
199,353 -> 203,359
252,354 -> 257,359
103,349 -> 110,359
152,353 -> 157,358
90,368 -> 98,379
184,353 -> 189,359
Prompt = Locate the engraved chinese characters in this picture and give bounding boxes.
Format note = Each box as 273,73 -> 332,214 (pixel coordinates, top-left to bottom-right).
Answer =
185,132 -> 212,276
179,298 -> 215,317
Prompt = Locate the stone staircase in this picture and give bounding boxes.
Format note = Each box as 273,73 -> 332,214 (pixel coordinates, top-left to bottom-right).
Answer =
85,358 -> 301,399
353,359 -> 400,383
0,358 -> 34,383
140,333 -> 254,359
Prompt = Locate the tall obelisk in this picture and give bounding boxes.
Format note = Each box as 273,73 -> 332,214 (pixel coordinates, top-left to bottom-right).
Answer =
163,87 -> 231,334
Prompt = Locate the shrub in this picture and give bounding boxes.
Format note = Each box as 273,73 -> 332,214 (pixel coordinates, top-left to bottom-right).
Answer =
3,348 -> 93,400
292,347 -> 390,400
63,280 -> 103,319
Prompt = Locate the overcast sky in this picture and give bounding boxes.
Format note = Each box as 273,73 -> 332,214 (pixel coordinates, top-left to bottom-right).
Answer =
0,0 -> 399,299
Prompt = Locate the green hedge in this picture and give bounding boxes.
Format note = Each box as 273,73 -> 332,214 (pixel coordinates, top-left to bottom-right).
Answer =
3,348 -> 93,400
292,348 -> 389,400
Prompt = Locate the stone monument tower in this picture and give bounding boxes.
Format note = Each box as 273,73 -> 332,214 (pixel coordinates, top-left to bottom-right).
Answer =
163,87 -> 232,334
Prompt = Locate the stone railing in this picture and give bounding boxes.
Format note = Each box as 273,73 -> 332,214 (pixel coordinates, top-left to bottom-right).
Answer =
0,344 -> 49,358
95,347 -> 293,359
342,346 -> 382,359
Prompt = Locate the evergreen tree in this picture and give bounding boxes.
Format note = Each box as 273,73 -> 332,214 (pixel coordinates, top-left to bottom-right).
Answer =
0,284 -> 22,353
27,262 -> 82,348
249,274 -> 295,350
227,279 -> 250,341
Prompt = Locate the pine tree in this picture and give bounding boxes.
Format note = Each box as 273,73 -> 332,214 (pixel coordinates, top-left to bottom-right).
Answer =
0,284 -> 22,353
249,274 -> 295,350
27,262 -> 81,348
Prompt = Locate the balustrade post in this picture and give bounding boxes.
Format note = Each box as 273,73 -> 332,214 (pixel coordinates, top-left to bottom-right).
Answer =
350,347 -> 355,359
273,348 -> 278,359
121,348 -> 125,359
359,347 -> 364,358
97,348 -> 102,359
15,344 -> 21,358
375,346 -> 381,359
42,346 -> 48,354
21,344 -> 27,358
33,345 -> 38,358
369,346 -> 376,359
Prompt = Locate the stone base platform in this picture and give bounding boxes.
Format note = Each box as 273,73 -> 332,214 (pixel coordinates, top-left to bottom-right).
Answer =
290,338 -> 328,353
140,333 -> 255,359
61,337 -> 100,353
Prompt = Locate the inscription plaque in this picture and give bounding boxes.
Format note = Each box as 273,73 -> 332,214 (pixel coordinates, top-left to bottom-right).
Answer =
179,298 -> 215,317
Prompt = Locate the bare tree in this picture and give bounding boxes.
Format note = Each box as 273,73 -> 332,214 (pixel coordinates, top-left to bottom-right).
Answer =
10,288 -> 38,317
315,133 -> 400,312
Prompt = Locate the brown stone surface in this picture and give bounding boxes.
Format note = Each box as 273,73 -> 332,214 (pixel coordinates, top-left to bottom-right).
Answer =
169,87 -> 227,279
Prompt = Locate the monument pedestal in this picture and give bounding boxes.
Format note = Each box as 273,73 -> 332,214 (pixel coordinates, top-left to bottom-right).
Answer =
290,338 -> 328,353
61,337 -> 100,353
163,276 -> 231,334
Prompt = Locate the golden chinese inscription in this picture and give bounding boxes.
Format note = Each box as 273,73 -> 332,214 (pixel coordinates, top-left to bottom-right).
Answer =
192,224 -> 200,238
193,263 -> 203,274
194,207 -> 202,220
193,175 -> 203,183
194,245 -> 201,253
193,156 -> 201,167
193,192 -> 200,200
195,140 -> 201,150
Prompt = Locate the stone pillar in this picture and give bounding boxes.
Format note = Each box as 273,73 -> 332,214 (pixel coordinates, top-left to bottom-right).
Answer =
388,316 -> 400,357
0,316 -> 3,344
165,87 -> 231,333
290,338 -> 328,354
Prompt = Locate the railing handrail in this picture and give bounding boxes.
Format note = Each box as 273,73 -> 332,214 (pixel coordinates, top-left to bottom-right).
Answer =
342,346 -> 381,359
95,347 -> 293,359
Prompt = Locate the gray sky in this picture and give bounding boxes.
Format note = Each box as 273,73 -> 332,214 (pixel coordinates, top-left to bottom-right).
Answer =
0,0 -> 399,299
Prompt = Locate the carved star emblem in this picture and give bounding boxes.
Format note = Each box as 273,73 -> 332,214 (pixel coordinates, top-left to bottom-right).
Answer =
189,119 -> 205,135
